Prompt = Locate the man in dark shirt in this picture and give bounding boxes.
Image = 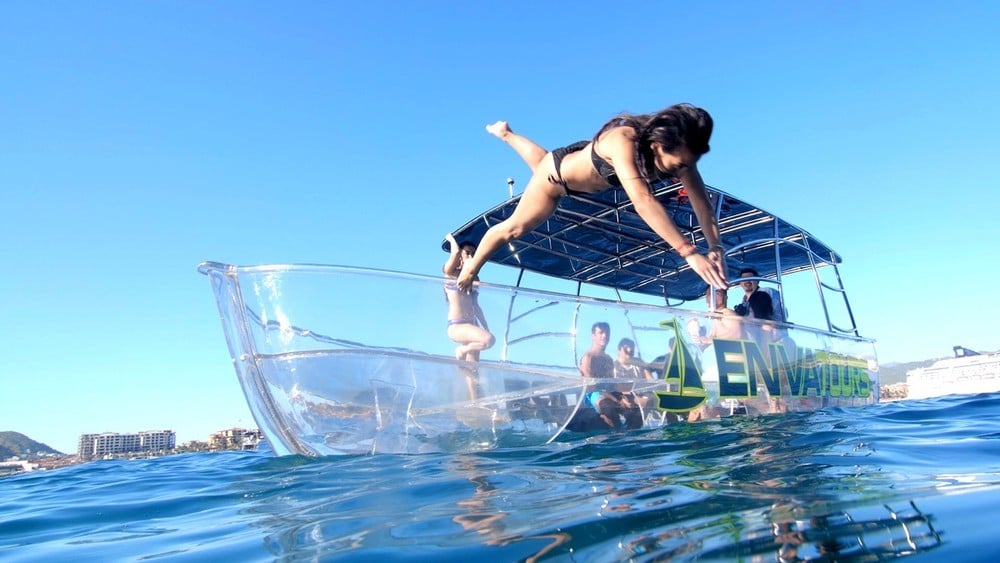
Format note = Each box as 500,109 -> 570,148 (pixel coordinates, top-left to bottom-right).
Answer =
734,268 -> 786,322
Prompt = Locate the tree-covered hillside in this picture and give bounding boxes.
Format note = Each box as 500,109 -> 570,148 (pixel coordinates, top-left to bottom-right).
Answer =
0,431 -> 63,458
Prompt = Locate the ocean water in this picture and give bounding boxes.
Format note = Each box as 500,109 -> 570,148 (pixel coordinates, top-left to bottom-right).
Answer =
3,394 -> 1000,562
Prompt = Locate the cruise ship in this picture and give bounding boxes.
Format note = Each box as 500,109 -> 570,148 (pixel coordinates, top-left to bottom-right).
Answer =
906,346 -> 1000,400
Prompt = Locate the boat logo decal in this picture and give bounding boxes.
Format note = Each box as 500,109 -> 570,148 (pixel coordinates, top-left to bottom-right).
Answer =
652,318 -> 873,412
653,318 -> 707,412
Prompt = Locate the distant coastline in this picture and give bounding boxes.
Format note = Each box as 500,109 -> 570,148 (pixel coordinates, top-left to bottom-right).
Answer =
880,382 -> 909,401
1,428 -> 261,478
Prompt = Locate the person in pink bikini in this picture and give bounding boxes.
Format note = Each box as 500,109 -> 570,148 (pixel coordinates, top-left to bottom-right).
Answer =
443,233 -> 495,363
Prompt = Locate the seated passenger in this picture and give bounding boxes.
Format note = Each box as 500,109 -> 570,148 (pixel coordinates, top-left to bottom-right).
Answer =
745,291 -> 774,321
703,286 -> 744,343
614,337 -> 656,412
742,289 -> 791,414
761,286 -> 788,323
738,291 -> 777,358
613,338 -> 652,379
734,267 -> 785,322
689,287 -> 748,422
571,323 -> 643,431
579,322 -> 614,379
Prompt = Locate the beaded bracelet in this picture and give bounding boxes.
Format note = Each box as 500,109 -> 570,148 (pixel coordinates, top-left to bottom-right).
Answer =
708,244 -> 725,254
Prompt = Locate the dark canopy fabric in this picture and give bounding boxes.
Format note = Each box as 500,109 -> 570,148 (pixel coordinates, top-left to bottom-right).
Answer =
445,182 -> 841,302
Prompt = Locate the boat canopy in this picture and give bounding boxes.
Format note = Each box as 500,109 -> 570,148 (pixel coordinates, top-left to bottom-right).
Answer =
445,182 -> 842,303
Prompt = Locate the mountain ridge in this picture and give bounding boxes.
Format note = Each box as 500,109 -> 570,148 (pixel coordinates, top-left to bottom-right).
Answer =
878,359 -> 935,385
0,431 -> 64,458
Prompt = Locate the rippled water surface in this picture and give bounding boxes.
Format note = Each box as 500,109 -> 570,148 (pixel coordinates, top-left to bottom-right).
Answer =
3,393 -> 1000,561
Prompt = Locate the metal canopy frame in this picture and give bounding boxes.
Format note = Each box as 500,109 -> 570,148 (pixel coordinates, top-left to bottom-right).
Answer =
446,181 -> 859,336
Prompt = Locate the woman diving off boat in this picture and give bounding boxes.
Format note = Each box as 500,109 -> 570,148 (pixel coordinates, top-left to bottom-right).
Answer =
456,103 -> 728,294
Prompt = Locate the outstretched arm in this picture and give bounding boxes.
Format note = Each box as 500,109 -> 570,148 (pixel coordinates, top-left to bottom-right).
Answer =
677,165 -> 728,283
603,132 -> 728,289
602,130 -> 691,249
678,166 -> 720,247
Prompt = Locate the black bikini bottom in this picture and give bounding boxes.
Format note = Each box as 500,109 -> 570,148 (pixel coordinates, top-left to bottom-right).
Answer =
548,140 -> 589,196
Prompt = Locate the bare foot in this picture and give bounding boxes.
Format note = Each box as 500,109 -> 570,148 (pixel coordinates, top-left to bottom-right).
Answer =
485,120 -> 511,140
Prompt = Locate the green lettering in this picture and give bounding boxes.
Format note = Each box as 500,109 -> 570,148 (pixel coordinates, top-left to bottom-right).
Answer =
842,365 -> 856,397
787,347 -> 809,396
746,341 -> 779,397
803,363 -> 823,397
828,363 -> 843,397
716,340 -> 749,397
857,369 -> 871,398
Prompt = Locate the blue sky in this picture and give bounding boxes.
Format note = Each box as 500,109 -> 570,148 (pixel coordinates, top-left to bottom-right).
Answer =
3,2 -> 998,454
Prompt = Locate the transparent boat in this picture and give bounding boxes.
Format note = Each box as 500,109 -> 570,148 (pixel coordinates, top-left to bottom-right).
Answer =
199,182 -> 879,456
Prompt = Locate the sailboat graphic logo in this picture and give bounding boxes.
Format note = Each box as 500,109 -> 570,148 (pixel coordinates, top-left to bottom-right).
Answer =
655,318 -> 707,412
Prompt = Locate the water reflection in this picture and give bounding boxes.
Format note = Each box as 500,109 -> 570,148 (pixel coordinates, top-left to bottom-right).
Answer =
699,500 -> 941,561
227,402 -> 958,561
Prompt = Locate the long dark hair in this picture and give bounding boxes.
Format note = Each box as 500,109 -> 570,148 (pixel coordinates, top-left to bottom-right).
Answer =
746,291 -> 774,320
593,103 -> 713,184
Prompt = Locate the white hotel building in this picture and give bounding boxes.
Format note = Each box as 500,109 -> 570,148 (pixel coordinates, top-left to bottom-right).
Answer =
77,430 -> 176,460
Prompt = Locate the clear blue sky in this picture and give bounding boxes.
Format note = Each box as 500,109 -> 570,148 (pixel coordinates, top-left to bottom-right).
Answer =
3,2 -> 998,454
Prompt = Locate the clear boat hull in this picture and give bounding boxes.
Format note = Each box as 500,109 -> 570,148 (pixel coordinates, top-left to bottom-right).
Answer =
252,350 -> 593,455
199,263 -> 879,456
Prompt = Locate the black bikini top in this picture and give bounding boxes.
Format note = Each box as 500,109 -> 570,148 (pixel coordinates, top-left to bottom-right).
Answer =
590,146 -> 621,187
